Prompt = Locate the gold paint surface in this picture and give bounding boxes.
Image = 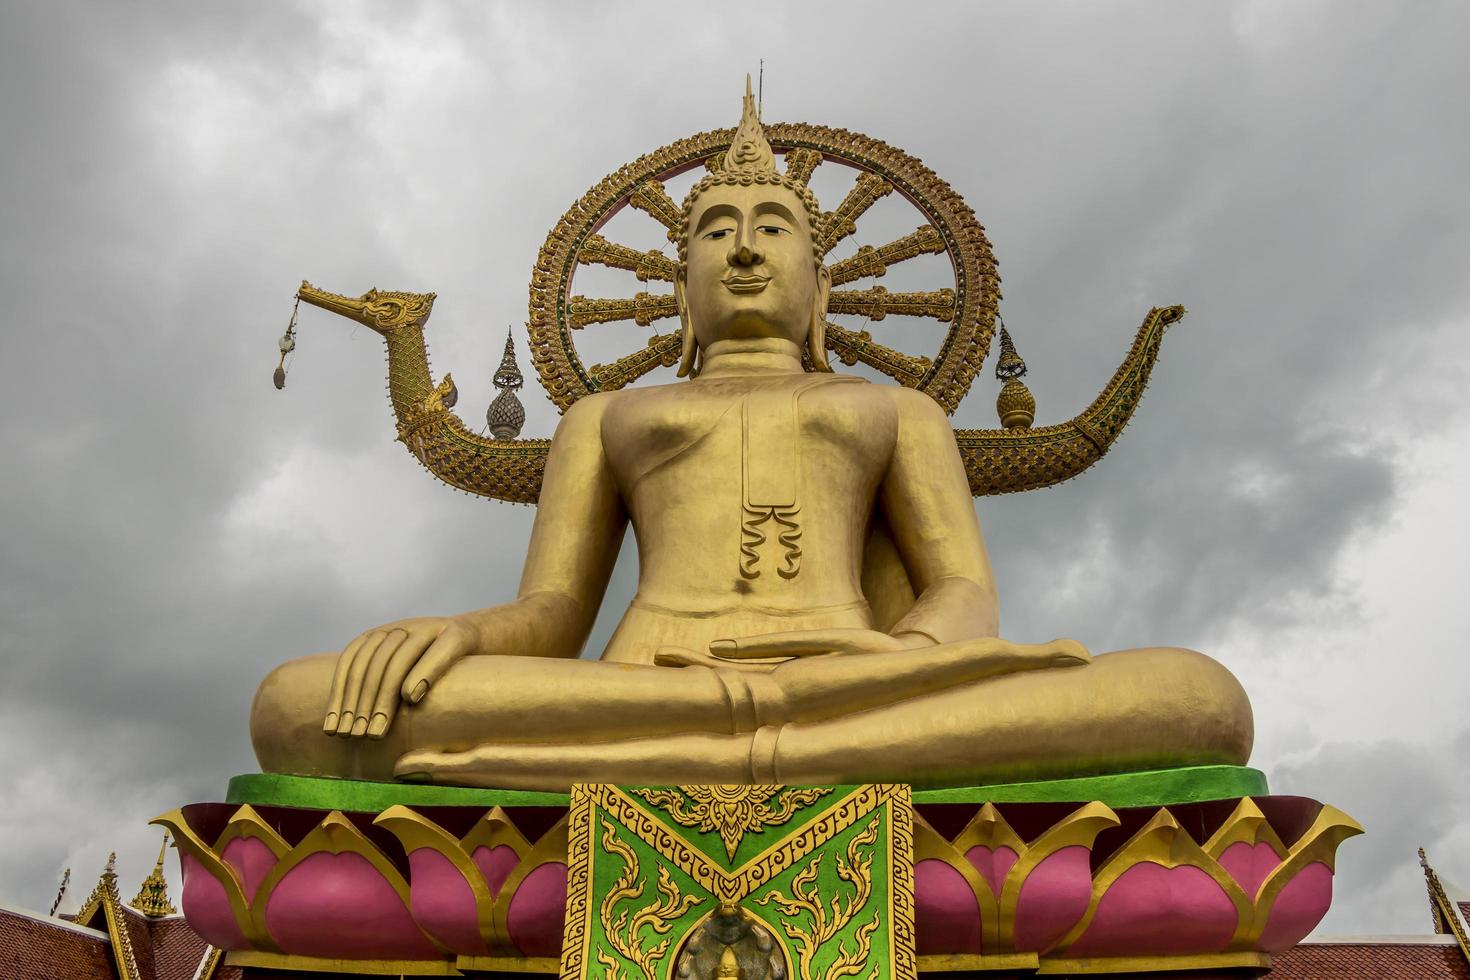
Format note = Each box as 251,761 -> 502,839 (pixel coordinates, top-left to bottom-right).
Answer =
252,84 -> 1253,792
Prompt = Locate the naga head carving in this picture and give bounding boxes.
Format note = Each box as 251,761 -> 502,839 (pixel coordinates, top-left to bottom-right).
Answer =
297,281 -> 436,336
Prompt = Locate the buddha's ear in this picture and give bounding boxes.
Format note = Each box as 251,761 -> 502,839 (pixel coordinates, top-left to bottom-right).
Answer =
808,263 -> 833,372
675,270 -> 699,378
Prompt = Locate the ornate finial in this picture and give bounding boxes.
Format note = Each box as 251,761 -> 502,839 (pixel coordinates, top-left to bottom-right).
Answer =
49,867 -> 71,917
722,74 -> 777,176
493,327 -> 525,390
717,944 -> 743,979
103,852 -> 117,880
994,323 -> 1036,429
1421,848 -> 1470,959
129,832 -> 177,918
995,325 -> 1027,380
487,327 -> 526,440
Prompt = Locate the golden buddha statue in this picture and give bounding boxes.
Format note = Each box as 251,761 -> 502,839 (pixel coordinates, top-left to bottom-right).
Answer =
250,83 -> 1252,791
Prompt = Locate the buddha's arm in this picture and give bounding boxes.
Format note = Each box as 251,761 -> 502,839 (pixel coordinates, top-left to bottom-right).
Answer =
323,394 -> 626,738
465,391 -> 627,658
880,388 -> 1000,644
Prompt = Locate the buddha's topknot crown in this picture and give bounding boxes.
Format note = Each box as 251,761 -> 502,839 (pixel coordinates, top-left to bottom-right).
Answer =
675,76 -> 824,264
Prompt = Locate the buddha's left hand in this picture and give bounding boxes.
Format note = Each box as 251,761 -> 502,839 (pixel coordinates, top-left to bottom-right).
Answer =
654,628 -> 930,669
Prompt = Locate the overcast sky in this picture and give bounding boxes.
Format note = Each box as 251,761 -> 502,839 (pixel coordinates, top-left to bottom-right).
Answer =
2,0 -> 1468,939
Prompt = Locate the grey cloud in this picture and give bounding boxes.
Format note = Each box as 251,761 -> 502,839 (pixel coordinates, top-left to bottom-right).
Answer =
2,1 -> 1468,936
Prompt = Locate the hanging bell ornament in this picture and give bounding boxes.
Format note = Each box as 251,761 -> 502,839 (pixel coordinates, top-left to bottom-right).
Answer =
274,298 -> 299,390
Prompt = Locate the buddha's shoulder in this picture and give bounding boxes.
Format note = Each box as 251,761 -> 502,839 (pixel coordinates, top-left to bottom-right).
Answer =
874,381 -> 952,422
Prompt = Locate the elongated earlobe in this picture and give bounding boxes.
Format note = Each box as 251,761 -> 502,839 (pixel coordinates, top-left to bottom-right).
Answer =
675,273 -> 699,378
808,265 -> 832,372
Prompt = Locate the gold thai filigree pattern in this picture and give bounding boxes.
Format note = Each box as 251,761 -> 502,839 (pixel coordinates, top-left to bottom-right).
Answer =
827,226 -> 945,286
782,147 -> 823,185
561,784 -> 914,980
631,785 -> 832,861
567,292 -> 677,328
816,172 -> 895,257
587,333 -> 683,392
629,179 -> 681,231
526,123 -> 1000,415
824,322 -> 932,386
596,817 -> 703,980
754,816 -> 882,980
827,286 -> 955,322
577,234 -> 677,283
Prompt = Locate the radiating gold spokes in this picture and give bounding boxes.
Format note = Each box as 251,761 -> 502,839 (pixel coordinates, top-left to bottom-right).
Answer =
527,123 -> 1001,413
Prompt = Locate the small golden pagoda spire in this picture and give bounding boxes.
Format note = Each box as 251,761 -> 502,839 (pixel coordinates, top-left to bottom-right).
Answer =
994,324 -> 1036,429
130,831 -> 177,918
487,327 -> 526,441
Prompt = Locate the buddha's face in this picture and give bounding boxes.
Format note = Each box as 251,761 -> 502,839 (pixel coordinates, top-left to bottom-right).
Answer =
677,182 -> 829,351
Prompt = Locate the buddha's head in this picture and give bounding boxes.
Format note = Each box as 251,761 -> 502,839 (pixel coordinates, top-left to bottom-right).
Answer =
674,79 -> 830,375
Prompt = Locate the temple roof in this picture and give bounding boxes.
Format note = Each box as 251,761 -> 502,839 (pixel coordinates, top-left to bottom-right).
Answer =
0,850 -> 235,980
1271,936 -> 1470,978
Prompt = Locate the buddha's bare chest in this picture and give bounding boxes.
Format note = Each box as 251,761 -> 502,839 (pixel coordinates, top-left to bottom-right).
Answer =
602,377 -> 895,587
600,378 -> 897,498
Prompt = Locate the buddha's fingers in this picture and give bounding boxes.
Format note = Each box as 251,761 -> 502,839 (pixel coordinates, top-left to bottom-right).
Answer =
656,646 -> 785,670
395,734 -> 750,790
929,635 -> 1090,670
771,636 -> 1090,725
710,628 -> 910,660
323,632 -> 371,734
353,629 -> 407,737
401,619 -> 475,705
370,634 -> 433,738
338,631 -> 386,735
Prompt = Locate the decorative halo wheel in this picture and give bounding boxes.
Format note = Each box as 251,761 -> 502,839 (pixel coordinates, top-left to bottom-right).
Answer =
527,123 -> 1001,414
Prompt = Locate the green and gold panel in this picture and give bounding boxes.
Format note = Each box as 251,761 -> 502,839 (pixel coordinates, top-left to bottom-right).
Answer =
560,784 -> 915,980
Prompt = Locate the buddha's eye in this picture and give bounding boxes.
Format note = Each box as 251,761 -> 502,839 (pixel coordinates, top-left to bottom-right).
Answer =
757,225 -> 790,236
703,228 -> 733,240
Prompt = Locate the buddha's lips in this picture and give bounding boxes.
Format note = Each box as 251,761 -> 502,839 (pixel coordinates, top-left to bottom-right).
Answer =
723,275 -> 770,294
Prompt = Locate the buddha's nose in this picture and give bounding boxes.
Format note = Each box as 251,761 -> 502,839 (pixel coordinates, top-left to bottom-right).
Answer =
728,232 -> 764,268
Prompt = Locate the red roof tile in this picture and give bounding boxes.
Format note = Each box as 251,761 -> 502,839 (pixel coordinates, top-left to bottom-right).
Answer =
144,915 -> 212,980
0,904 -> 116,980
118,906 -> 158,980
1269,941 -> 1470,978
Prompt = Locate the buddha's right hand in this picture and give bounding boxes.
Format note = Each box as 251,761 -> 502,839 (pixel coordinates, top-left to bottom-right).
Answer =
323,615 -> 477,739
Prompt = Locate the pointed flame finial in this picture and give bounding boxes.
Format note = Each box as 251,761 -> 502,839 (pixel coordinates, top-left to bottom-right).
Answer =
487,327 -> 526,441
129,831 -> 177,918
994,323 -> 1036,429
722,74 -> 777,176
493,327 -> 525,391
49,867 -> 71,917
